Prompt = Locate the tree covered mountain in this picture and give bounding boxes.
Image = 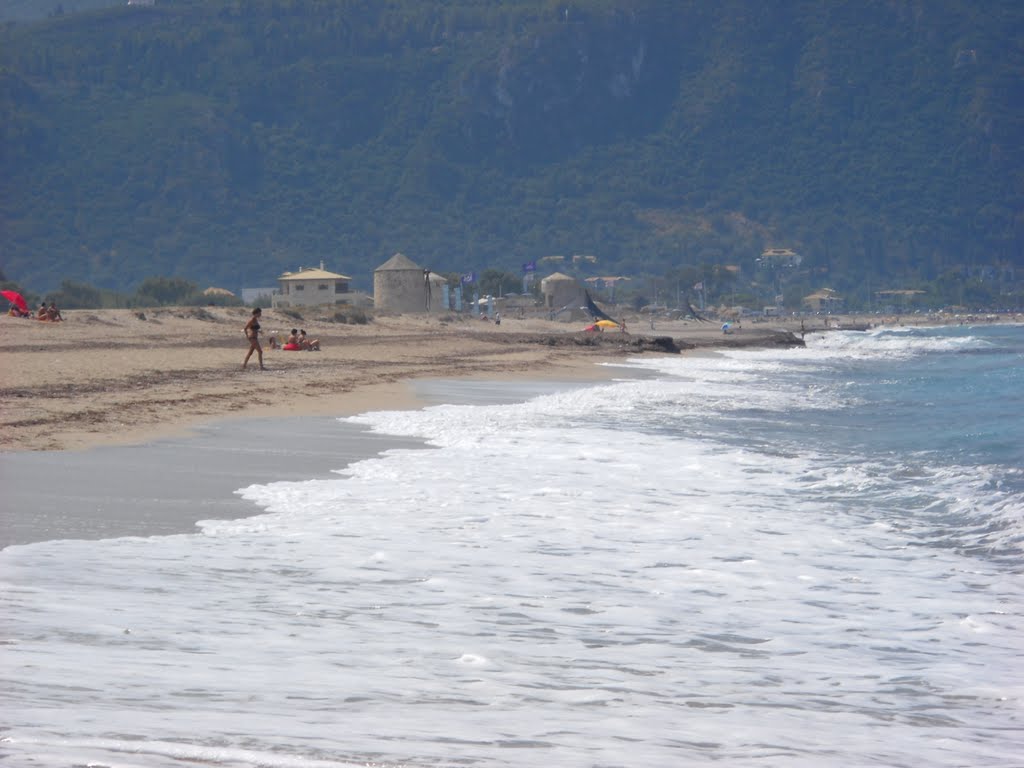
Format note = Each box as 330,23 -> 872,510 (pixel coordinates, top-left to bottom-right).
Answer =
1,0 -> 1021,308
0,0 -> 117,23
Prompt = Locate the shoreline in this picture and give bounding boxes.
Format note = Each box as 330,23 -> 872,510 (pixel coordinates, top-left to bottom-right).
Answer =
0,307 -> 799,547
0,372 -> 640,549
0,306 -> 805,454
1,311 -> 1014,548
4,305 -> 997,454
0,415 -> 425,548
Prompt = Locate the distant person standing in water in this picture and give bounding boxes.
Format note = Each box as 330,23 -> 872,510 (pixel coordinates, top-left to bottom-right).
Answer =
242,307 -> 266,370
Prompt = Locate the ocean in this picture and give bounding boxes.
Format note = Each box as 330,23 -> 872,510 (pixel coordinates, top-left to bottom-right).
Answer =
2,323 -> 1022,767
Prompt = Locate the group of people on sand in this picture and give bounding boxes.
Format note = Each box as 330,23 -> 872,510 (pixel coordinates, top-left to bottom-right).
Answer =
8,301 -> 62,321
242,307 -> 320,370
272,328 -> 320,352
39,302 -> 63,321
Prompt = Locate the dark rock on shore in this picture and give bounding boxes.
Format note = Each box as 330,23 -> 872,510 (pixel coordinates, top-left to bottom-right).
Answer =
481,329 -> 804,354
686,330 -> 806,349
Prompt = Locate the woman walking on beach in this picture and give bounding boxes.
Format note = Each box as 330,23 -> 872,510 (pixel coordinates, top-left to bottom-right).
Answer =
242,308 -> 266,370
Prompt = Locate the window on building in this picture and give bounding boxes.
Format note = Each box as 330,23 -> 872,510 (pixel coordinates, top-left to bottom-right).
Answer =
319,284 -> 328,291
295,285 -> 304,291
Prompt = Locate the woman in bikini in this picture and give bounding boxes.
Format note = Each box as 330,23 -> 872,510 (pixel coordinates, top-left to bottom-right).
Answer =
242,307 -> 266,370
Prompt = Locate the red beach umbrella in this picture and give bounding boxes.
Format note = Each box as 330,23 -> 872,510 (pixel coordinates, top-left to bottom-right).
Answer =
1,290 -> 29,314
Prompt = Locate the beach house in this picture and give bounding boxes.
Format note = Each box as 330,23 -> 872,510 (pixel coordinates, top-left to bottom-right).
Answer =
803,288 -> 843,312
271,263 -> 352,309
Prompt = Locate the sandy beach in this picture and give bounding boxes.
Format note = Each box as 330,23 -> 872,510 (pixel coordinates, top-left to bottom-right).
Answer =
0,306 -> 807,453
0,306 -> 813,547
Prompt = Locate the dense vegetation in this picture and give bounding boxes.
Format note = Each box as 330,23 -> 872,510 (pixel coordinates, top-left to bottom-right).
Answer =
1,0 -> 1021,310
0,0 -> 116,22
0,267 -> 246,309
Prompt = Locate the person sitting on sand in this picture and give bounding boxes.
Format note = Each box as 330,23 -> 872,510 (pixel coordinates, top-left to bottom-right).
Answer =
282,329 -> 302,351
299,329 -> 320,351
37,303 -> 50,321
8,304 -> 30,318
242,307 -> 266,370
46,302 -> 63,322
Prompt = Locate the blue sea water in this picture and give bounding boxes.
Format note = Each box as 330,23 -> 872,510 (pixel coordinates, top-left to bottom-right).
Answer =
1,323 -> 1022,767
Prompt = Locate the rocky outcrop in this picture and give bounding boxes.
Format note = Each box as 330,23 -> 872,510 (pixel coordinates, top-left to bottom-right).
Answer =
480,329 -> 804,354
686,330 -> 806,349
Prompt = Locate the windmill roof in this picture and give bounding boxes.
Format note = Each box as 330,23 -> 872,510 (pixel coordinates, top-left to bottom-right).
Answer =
376,252 -> 423,271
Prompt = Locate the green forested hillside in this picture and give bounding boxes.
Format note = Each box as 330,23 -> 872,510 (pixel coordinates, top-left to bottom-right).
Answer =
1,0 -> 1021,308
0,0 -> 117,22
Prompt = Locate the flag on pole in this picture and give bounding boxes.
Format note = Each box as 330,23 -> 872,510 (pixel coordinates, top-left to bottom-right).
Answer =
522,260 -> 537,273
693,282 -> 703,291
461,271 -> 477,285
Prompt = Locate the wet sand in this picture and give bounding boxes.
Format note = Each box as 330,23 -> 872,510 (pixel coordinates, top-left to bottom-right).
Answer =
0,374 -> 633,548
